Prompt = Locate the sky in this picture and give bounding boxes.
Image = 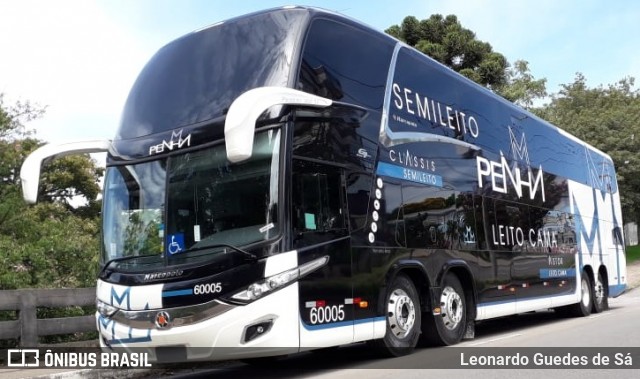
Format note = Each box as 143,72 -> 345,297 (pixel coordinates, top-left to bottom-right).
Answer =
0,0 -> 639,147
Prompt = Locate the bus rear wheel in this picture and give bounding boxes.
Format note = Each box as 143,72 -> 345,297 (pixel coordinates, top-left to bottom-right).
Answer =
559,271 -> 593,317
422,273 -> 467,346
373,273 -> 421,357
592,271 -> 608,313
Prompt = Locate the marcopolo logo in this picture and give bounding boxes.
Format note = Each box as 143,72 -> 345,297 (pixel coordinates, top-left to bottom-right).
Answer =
143,269 -> 184,282
155,311 -> 171,329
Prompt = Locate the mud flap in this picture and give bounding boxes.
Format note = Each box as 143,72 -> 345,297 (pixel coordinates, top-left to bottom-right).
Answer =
463,320 -> 475,340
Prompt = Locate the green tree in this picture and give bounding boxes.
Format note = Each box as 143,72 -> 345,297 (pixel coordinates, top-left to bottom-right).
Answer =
386,15 -> 546,108
535,74 -> 640,224
0,94 -> 103,290
498,60 -> 547,110
386,14 -> 508,88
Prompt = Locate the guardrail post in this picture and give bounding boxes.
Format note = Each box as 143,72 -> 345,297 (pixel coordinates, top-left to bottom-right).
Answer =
19,291 -> 38,347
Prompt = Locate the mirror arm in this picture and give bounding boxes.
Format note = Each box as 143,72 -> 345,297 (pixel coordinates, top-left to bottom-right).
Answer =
224,87 -> 332,163
20,140 -> 112,204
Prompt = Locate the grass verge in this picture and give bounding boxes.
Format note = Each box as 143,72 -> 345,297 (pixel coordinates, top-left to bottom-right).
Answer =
627,245 -> 640,264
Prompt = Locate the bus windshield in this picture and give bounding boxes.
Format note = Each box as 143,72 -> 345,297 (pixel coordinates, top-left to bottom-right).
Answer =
116,9 -> 305,140
101,129 -> 281,270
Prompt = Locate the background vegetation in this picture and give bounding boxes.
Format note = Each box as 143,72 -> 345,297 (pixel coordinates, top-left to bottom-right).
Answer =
387,14 -> 640,225
0,12 -> 637,300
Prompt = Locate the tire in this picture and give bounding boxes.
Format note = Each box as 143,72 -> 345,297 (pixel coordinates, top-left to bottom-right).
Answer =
372,274 -> 421,357
422,273 -> 467,346
568,271 -> 593,317
592,270 -> 608,313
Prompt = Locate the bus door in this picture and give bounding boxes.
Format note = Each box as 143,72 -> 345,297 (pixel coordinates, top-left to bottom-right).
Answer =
476,197 -> 516,317
292,159 -> 354,348
609,225 -> 627,296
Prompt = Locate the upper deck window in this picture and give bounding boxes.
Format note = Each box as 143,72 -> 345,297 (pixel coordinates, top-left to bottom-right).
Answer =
117,10 -> 307,140
297,18 -> 394,110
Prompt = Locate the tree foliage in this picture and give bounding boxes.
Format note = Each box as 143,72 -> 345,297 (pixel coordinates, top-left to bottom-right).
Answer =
535,74 -> 640,224
0,94 -> 103,290
386,14 -> 508,88
386,13 -> 638,224
500,60 -> 548,109
386,14 -> 546,109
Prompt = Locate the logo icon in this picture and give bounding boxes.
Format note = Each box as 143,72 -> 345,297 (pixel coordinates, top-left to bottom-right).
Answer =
356,148 -> 370,159
149,129 -> 192,155
463,226 -> 476,244
155,311 -> 171,329
143,269 -> 184,282
7,349 -> 40,367
167,234 -> 185,255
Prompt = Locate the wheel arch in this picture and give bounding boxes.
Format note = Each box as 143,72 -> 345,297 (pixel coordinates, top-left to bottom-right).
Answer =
581,264 -> 595,291
597,264 -> 609,292
383,259 -> 478,320
436,260 -> 477,320
384,260 -> 431,313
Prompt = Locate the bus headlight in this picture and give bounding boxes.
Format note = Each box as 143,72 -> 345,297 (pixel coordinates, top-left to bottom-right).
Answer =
96,299 -> 118,317
231,255 -> 329,303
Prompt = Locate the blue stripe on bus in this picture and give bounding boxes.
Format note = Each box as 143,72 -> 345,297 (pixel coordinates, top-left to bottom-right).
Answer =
302,316 -> 386,331
376,162 -> 443,187
162,289 -> 193,297
609,284 -> 626,297
477,293 -> 572,308
539,268 -> 576,279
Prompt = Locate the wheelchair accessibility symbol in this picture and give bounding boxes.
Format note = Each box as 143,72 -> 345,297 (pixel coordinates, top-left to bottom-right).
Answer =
167,234 -> 185,255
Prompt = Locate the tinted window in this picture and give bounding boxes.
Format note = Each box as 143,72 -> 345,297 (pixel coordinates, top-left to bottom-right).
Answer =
375,179 -> 405,247
346,172 -> 372,232
456,193 -> 479,251
292,119 -> 352,163
493,200 -> 530,252
118,10 -> 307,139
403,184 -> 457,249
298,19 -> 394,110
292,160 -> 345,234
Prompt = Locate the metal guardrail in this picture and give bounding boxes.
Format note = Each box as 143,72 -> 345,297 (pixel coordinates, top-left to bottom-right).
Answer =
0,287 -> 96,346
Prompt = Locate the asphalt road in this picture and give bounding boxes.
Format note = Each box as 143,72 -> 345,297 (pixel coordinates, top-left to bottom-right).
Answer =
168,287 -> 640,379
7,263 -> 639,379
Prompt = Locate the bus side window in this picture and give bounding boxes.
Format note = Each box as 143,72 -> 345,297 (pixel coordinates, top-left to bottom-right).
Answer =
612,226 -> 624,246
292,161 -> 344,234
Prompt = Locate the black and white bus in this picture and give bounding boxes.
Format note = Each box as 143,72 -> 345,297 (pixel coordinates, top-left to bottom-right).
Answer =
21,6 -> 627,360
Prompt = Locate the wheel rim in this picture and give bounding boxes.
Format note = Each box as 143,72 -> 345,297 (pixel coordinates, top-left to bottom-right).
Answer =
440,286 -> 463,330
580,277 -> 591,307
386,288 -> 416,338
594,276 -> 605,306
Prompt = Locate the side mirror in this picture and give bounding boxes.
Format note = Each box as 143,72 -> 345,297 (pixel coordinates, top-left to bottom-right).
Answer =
20,140 -> 112,204
224,87 -> 332,163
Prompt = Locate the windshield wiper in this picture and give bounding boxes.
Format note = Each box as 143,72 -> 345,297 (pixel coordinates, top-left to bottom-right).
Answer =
100,253 -> 160,276
99,245 -> 258,277
182,243 -> 258,261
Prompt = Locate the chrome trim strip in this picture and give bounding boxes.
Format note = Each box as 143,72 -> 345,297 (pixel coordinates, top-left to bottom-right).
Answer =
378,43 -> 481,152
379,42 -> 403,147
101,298 -> 235,330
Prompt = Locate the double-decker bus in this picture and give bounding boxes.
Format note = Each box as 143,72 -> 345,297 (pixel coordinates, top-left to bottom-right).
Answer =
21,6 -> 627,360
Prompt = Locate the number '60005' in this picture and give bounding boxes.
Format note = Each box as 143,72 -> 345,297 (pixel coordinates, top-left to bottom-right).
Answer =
309,305 -> 345,324
194,283 -> 222,295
